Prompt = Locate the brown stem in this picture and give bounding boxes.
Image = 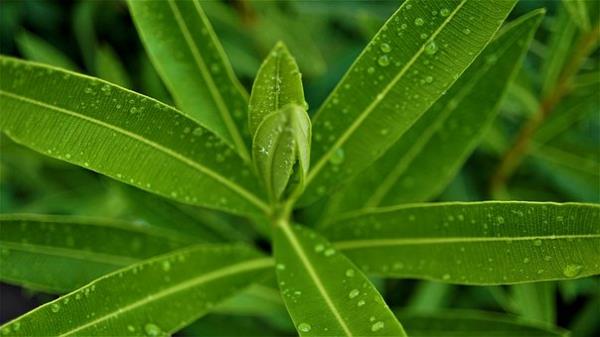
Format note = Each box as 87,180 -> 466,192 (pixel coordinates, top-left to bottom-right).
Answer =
489,24 -> 600,196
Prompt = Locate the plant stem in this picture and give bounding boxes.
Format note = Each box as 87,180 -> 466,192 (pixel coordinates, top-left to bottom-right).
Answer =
489,24 -> 600,196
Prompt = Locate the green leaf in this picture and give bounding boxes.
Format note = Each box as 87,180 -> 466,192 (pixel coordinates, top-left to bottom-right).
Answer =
511,282 -> 556,325
562,0 -> 591,32
95,44 -> 132,88
324,10 -> 543,213
253,104 -> 311,201
15,30 -> 79,71
0,244 -> 272,336
274,222 -> 406,336
397,310 -> 569,337
300,0 -> 517,205
0,57 -> 269,217
323,202 -> 600,284
0,214 -> 192,293
541,5 -> 577,96
128,0 -> 251,160
248,42 -> 306,137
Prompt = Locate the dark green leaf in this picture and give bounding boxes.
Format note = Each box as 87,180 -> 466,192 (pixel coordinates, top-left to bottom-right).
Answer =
324,202 -> 600,284
300,0 -> 517,205
0,244 -> 272,336
274,222 -> 406,336
0,57 -> 269,217
128,0 -> 251,159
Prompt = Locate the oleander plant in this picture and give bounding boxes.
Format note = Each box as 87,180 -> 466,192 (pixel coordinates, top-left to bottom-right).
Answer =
0,0 -> 599,336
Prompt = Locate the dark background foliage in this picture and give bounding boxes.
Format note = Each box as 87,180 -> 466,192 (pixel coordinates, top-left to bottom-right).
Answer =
0,0 -> 598,336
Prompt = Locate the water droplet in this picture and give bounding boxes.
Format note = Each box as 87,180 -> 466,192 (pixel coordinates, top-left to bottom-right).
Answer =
329,148 -> 345,165
424,41 -> 438,55
533,239 -> 542,247
523,258 -> 530,263
192,127 -> 204,136
378,55 -> 390,67
348,289 -> 360,299
357,299 -> 366,307
463,28 -> 471,35
130,107 -> 138,114
51,303 -> 60,313
414,18 -> 424,26
345,269 -> 355,277
161,261 -> 171,271
314,244 -> 324,253
380,43 -> 391,53
563,264 -> 583,278
440,8 -> 450,17
276,263 -> 286,270
127,325 -> 135,332
144,323 -> 161,336
298,322 -> 312,332
497,216 -> 505,224
425,76 -> 433,83
371,321 -> 385,332
367,66 -> 375,74
442,273 -> 451,280
324,248 -> 335,257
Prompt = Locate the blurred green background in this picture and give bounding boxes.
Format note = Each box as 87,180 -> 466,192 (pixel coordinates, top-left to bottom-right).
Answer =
0,0 -> 598,336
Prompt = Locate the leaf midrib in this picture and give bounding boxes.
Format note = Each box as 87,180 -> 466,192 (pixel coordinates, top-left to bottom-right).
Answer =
0,241 -> 139,266
279,222 -> 352,336
306,0 -> 468,186
365,30 -> 521,207
57,257 -> 273,336
0,90 -> 269,213
334,234 -> 600,250
167,0 -> 249,161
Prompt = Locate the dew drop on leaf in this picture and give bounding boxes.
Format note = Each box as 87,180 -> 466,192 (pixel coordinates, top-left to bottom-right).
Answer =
161,261 -> 171,271
440,8 -> 450,16
425,41 -> 438,55
463,28 -> 471,35
380,43 -> 391,53
414,17 -> 424,26
298,322 -> 312,332
144,323 -> 162,337
378,55 -> 390,67
563,264 -> 583,278
345,269 -> 355,277
51,303 -> 60,313
371,321 -> 385,332
533,239 -> 542,246
357,299 -> 366,307
324,248 -> 336,257
348,289 -> 360,299
276,263 -> 286,270
329,148 -> 345,165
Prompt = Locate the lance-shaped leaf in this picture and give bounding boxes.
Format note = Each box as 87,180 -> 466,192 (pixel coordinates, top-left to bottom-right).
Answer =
15,30 -> 79,71
248,42 -> 306,136
562,0 -> 591,32
300,0 -> 517,206
324,202 -> 600,285
253,104 -> 311,201
397,310 -> 569,337
0,214 -> 195,293
0,57 -> 269,217
323,10 -> 544,214
128,0 -> 251,160
274,222 -> 406,336
0,244 -> 273,336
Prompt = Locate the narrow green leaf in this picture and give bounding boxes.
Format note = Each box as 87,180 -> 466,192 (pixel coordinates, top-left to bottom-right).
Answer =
128,0 -> 251,160
249,42 -> 306,137
15,30 -> 79,71
95,44 -> 132,88
0,214 -> 192,293
0,244 -> 272,336
300,0 -> 517,205
0,57 -> 269,217
541,5 -> 577,96
253,104 -> 311,201
274,222 -> 406,336
72,0 -> 98,72
511,282 -> 556,325
324,202 -> 600,284
562,0 -> 591,32
325,10 -> 543,213
397,310 -> 569,337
